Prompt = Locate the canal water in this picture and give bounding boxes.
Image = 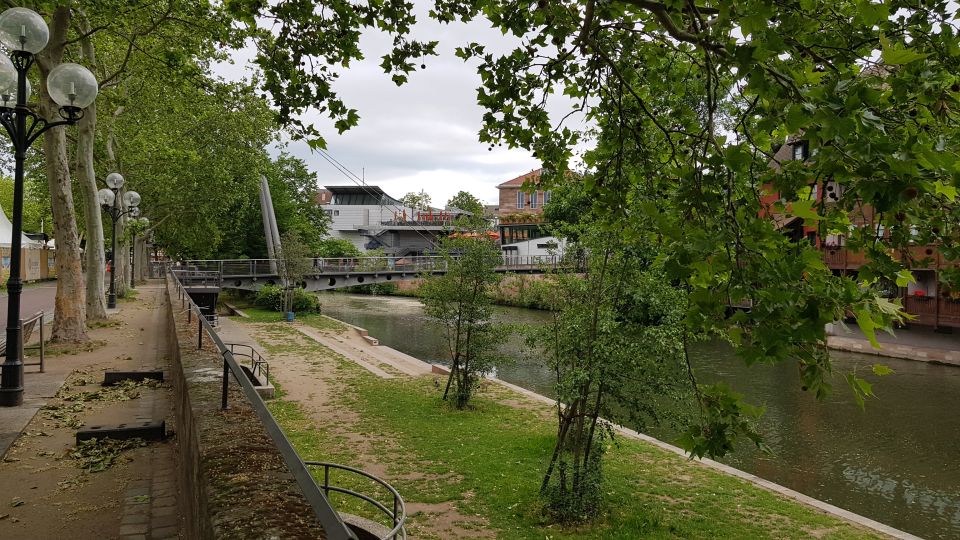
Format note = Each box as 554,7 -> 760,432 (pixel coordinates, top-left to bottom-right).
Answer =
319,293 -> 960,539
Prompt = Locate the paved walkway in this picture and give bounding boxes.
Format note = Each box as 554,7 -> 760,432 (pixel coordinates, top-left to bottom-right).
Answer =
0,282 -> 182,540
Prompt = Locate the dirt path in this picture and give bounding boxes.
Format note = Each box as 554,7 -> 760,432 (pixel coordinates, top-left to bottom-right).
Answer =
235,319 -> 495,540
0,285 -> 181,540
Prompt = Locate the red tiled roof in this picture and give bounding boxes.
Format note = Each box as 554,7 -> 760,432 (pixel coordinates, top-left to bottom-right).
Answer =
497,168 -> 542,188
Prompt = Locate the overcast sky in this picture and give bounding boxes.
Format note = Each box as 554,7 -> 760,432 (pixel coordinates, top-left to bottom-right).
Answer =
217,5 -> 579,206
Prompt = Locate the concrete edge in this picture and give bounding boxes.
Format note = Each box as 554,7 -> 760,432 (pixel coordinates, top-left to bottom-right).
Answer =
827,336 -> 960,367
221,302 -> 249,318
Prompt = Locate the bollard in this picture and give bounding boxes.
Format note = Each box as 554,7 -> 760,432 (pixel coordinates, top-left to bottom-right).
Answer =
221,357 -> 230,410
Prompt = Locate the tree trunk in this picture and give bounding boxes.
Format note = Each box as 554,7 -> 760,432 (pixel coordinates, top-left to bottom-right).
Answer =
115,212 -> 129,297
76,15 -> 107,320
37,6 -> 88,342
77,101 -> 107,319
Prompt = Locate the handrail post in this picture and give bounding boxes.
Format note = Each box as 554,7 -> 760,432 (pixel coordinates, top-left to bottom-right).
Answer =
38,312 -> 44,373
221,355 -> 230,410
187,305 -> 191,323
198,313 -> 203,350
324,465 -> 330,497
393,496 -> 398,540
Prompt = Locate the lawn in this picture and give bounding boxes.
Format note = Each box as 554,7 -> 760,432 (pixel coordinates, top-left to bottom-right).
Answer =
256,322 -> 885,540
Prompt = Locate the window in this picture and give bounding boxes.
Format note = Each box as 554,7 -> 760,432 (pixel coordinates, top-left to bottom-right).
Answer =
792,141 -> 808,161
544,190 -> 552,204
516,191 -> 524,208
530,191 -> 539,209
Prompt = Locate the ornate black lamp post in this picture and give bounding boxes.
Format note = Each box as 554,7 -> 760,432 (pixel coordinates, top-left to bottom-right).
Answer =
130,216 -> 147,289
0,7 -> 98,407
98,174 -> 140,309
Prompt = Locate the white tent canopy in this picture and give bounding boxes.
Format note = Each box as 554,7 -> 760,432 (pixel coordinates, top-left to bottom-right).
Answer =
0,202 -> 40,248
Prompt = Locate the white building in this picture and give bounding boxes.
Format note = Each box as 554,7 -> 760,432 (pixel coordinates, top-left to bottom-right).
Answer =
320,185 -> 469,256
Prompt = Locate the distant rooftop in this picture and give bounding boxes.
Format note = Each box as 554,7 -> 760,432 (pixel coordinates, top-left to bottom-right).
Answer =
324,185 -> 402,206
497,168 -> 543,189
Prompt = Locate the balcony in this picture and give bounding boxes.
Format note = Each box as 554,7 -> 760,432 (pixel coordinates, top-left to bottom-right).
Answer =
904,295 -> 960,329
821,244 -> 957,271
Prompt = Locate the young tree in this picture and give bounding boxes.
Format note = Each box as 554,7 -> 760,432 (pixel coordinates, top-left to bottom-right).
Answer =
420,237 -> 503,409
276,230 -> 314,314
534,228 -> 691,522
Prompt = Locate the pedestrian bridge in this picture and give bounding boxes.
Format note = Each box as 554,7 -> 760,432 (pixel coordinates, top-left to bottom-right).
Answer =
179,255 -> 566,292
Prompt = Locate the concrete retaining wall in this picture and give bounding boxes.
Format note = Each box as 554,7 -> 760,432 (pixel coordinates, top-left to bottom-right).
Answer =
165,279 -> 328,539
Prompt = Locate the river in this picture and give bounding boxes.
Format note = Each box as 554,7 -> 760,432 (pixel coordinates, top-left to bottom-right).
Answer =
318,293 -> 960,539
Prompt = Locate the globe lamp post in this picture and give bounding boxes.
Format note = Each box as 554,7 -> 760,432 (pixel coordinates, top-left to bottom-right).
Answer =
0,7 -> 98,407
98,174 -> 140,310
131,216 -> 147,289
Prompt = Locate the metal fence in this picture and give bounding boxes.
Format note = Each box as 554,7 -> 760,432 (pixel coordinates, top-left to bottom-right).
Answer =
184,254 -> 567,278
170,271 -> 407,540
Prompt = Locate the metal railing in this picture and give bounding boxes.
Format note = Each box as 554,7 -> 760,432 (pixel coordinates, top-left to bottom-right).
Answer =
0,311 -> 46,372
171,268 -> 223,287
185,254 -> 568,278
21,311 -> 45,372
226,343 -> 270,386
170,270 -> 359,540
171,270 -> 406,539
305,461 -> 406,540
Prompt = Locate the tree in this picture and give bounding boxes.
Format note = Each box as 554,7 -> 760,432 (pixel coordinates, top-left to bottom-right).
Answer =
314,238 -> 362,258
532,221 -> 694,522
36,5 -> 87,343
419,237 -> 504,409
400,190 -> 432,211
426,0 -> 954,457
445,190 -> 484,216
276,230 -> 314,314
446,190 -> 488,229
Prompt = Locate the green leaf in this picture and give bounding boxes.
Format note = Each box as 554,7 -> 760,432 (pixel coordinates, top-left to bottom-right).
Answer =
789,199 -> 821,222
934,181 -> 957,201
853,308 -> 880,349
880,34 -> 929,65
871,364 -> 895,376
895,269 -> 915,287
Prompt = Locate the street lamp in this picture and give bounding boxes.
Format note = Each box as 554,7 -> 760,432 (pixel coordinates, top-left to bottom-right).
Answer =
98,174 -> 140,310
0,7 -> 98,407
130,216 -> 147,289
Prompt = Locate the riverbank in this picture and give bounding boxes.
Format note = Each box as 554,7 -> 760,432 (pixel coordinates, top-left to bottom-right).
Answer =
222,303 -> 913,539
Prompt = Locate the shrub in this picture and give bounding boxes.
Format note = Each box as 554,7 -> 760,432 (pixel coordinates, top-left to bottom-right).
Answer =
254,285 -> 321,313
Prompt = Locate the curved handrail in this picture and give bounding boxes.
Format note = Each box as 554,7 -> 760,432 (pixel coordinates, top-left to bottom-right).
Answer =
305,461 -> 407,540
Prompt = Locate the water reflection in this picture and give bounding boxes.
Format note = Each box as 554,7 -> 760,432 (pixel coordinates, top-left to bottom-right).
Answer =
319,293 -> 960,539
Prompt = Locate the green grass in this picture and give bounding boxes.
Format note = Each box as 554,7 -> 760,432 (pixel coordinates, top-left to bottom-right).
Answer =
261,328 -> 882,540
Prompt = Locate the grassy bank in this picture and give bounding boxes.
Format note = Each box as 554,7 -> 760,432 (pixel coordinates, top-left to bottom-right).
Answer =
251,322 -> 883,540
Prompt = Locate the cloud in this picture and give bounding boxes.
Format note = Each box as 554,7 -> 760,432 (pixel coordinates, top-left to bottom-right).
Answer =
214,3 -> 584,205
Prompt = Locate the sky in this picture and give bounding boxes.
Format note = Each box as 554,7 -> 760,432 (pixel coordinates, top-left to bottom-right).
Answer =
216,5 -> 577,206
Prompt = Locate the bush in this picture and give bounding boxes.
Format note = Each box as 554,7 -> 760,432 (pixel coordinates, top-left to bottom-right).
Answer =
343,282 -> 398,295
254,285 -> 321,313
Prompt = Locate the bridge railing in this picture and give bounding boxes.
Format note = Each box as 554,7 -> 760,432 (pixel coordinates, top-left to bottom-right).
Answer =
186,254 -> 568,278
